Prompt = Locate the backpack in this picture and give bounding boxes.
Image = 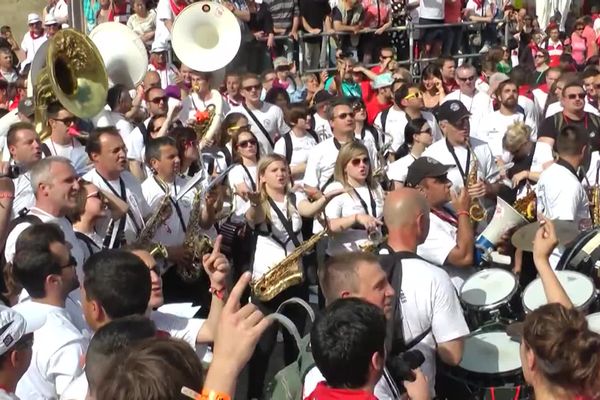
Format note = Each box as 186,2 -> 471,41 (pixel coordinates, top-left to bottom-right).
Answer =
264,298 -> 316,400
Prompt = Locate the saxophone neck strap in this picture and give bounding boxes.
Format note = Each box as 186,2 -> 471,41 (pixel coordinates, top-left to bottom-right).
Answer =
266,196 -> 302,248
445,139 -> 470,184
98,173 -> 141,239
154,176 -> 187,233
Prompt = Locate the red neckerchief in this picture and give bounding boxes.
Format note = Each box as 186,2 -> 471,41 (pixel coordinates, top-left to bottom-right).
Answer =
538,83 -> 549,93
443,78 -> 459,93
169,0 -> 187,16
305,382 -> 378,400
518,85 -> 534,101
431,207 -> 458,227
472,0 -> 483,8
151,59 -> 166,71
29,30 -> 44,40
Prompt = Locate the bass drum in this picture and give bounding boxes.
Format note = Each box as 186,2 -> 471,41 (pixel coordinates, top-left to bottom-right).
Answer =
557,227 -> 600,288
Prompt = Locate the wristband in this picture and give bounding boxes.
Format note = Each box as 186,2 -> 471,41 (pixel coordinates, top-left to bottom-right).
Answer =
456,210 -> 469,218
200,389 -> 231,400
209,287 -> 226,300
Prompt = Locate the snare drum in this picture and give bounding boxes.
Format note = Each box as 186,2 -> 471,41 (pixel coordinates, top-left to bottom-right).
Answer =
460,269 -> 519,329
522,270 -> 596,314
586,312 -> 600,334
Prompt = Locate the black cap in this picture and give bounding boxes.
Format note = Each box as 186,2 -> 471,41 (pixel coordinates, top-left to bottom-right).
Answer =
405,157 -> 452,187
436,100 -> 470,124
313,90 -> 333,105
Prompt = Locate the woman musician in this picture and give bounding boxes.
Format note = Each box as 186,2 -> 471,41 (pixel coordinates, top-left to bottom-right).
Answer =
324,141 -> 384,256
244,153 -> 342,400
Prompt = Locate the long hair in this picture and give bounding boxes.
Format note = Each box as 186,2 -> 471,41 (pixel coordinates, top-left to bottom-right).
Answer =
218,112 -> 247,148
333,141 -> 374,189
256,154 -> 295,224
395,117 -> 428,159
231,127 -> 260,164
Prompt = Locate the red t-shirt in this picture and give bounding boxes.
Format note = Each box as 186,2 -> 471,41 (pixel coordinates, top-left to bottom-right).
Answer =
305,382 -> 378,400
365,94 -> 391,125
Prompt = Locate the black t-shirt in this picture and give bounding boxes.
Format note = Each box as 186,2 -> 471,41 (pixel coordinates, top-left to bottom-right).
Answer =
538,112 -> 600,151
331,6 -> 363,49
299,0 -> 331,43
248,4 -> 274,34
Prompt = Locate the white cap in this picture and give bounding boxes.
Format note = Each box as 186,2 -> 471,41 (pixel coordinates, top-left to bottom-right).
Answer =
27,13 -> 41,24
150,42 -> 168,53
44,15 -> 58,26
0,306 -> 38,356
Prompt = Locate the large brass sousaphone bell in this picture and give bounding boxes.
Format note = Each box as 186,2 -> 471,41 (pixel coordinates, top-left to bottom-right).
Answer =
32,29 -> 108,140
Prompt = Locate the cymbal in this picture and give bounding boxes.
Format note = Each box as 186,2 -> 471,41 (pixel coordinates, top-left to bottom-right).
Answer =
511,220 -> 580,252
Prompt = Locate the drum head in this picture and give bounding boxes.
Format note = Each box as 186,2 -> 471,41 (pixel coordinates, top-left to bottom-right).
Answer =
586,313 -> 600,334
461,269 -> 518,310
523,271 -> 596,313
460,331 -> 522,375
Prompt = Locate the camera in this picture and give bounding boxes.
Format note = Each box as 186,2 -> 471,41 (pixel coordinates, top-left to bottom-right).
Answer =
0,165 -> 20,179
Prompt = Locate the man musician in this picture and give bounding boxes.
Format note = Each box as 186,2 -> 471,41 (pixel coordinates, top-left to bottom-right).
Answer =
179,70 -> 230,130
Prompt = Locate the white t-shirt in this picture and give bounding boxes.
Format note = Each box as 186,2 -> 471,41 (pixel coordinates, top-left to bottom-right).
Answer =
153,0 -> 174,49
251,196 -> 303,279
442,90 -> 490,134
228,102 -> 289,155
60,372 -> 88,400
13,302 -> 87,400
126,117 -> 151,163
41,138 -> 91,176
324,182 -> 384,255
417,211 -> 476,290
474,111 -> 534,158
142,175 -> 198,247
180,91 -> 230,123
82,169 -> 150,245
374,108 -> 442,152
20,33 -> 47,71
228,164 -> 257,223
418,0 -> 444,19
387,153 -> 417,184
12,171 -> 34,219
545,101 -> 600,118
312,112 -> 332,140
150,310 -> 207,356
273,132 -> 317,185
465,0 -> 493,16
536,161 -> 591,267
147,64 -> 178,90
93,109 -> 134,143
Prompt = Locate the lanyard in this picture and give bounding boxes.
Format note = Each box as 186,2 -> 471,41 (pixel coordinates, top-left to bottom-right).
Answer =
241,164 -> 256,191
431,207 -> 458,227
445,139 -> 470,184
266,196 -> 301,248
154,176 -> 187,233
98,173 -> 141,236
352,187 -> 377,217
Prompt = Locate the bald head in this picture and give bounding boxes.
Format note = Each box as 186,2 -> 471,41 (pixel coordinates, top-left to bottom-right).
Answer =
384,188 -> 429,230
143,71 -> 161,90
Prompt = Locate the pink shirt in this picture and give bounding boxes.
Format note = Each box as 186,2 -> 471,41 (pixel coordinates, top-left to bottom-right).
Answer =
582,25 -> 597,60
570,33 -> 587,65
362,0 -> 390,28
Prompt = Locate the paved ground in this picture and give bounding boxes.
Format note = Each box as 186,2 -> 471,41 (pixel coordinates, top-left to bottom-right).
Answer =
1,0 -> 46,41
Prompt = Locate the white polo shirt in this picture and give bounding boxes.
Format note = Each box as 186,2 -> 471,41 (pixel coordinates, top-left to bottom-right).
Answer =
150,310 -> 207,357
373,108 -> 442,152
60,372 -> 87,400
228,102 -> 290,155
417,211 -> 476,290
41,139 -> 91,176
13,301 -> 87,400
273,132 -> 318,185
324,182 -> 384,255
536,160 -> 591,267
141,175 -> 197,247
93,109 -> 134,143
82,169 -> 150,245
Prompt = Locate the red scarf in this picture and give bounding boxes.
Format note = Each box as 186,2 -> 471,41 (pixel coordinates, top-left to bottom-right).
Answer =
305,382 -> 378,400
537,82 -> 549,93
151,59 -> 166,71
518,85 -> 534,101
169,0 -> 188,16
29,30 -> 44,40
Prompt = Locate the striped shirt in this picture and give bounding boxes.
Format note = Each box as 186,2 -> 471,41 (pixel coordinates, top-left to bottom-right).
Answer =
264,0 -> 299,31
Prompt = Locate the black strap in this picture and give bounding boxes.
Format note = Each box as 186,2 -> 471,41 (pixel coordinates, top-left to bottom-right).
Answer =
307,128 -> 319,143
352,187 -> 376,217
381,108 -> 390,133
284,132 -> 293,165
40,143 -> 52,157
75,231 -> 100,256
556,158 -> 583,182
137,121 -> 148,140
243,103 -> 275,149
446,139 -> 470,184
241,164 -> 257,191
266,196 -> 301,248
98,174 -> 141,244
222,146 -> 233,166
154,177 -> 187,233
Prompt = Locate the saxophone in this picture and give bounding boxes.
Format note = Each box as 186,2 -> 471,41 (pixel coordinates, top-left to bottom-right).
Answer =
466,142 -> 486,222
135,177 -> 173,256
252,230 -> 327,302
590,161 -> 600,227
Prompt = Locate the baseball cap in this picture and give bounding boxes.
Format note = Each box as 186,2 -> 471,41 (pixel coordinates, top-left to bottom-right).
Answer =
436,100 -> 470,125
313,90 -> 333,105
372,73 -> 394,89
405,157 -> 452,188
27,13 -> 41,24
0,306 -> 39,356
18,97 -> 35,118
273,57 -> 290,70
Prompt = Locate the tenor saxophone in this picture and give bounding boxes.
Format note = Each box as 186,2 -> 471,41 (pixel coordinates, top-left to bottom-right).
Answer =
180,189 -> 214,283
251,230 -> 327,302
466,142 -> 486,222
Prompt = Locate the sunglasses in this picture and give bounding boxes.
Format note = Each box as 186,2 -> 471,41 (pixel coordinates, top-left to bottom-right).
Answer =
53,117 -> 76,125
380,54 -> 394,60
457,76 -> 476,82
567,93 -> 586,100
60,255 -> 77,270
535,54 -> 545,58
243,84 -> 261,92
404,91 -> 422,100
419,128 -> 432,135
149,96 -> 167,104
432,174 -> 449,183
87,191 -> 105,201
238,139 -> 257,148
334,111 -> 355,120
350,157 -> 370,166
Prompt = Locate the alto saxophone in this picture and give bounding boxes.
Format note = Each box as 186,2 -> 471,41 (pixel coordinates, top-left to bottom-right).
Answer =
135,176 -> 173,256
590,161 -> 600,227
466,142 -> 486,222
251,230 -> 327,302
180,189 -> 214,283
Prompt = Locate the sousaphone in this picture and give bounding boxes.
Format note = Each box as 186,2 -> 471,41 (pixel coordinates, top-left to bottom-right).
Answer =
89,22 -> 148,89
32,29 -> 108,140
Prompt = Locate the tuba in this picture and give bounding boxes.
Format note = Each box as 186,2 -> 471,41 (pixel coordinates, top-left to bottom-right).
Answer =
466,141 -> 486,222
89,22 -> 148,89
32,29 -> 108,140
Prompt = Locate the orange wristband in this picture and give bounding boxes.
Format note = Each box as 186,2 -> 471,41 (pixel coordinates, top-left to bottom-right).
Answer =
456,210 -> 469,218
199,389 -> 231,400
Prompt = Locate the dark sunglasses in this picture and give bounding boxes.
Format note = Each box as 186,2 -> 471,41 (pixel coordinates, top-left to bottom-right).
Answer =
432,174 -> 449,183
53,117 -> 76,125
238,139 -> 257,148
380,54 -> 394,60
419,128 -> 432,135
535,53 -> 546,58
457,76 -> 475,82
60,255 -> 77,270
86,191 -> 105,201
350,157 -> 370,166
567,93 -> 586,100
335,111 -> 355,120
149,96 -> 167,104
243,84 -> 261,92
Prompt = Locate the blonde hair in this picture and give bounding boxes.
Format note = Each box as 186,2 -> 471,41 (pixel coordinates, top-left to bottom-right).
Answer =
503,121 -> 531,153
333,141 -> 375,189
257,154 -> 295,224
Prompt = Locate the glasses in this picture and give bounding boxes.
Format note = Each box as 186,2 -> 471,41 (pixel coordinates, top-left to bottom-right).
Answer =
350,157 -> 370,166
149,96 -> 167,104
86,191 -> 104,201
380,54 -> 394,60
334,112 -> 355,120
404,91 -> 422,100
452,117 -> 470,129
243,84 -> 261,92
457,76 -> 475,82
52,117 -> 76,125
567,93 -> 586,100
152,125 -> 164,133
419,128 -> 432,135
432,174 -> 449,183
60,255 -> 77,270
237,139 -> 257,148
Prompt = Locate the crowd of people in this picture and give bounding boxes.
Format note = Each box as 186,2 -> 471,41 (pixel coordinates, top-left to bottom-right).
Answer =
0,0 -> 599,400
